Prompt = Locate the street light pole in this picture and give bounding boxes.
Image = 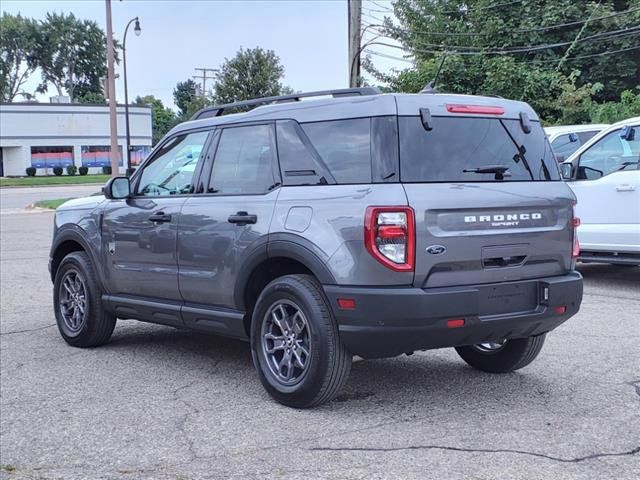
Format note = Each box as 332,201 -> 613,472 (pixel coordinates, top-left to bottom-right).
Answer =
123,16 -> 141,175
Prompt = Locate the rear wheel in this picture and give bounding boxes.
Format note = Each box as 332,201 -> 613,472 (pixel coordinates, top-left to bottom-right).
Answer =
250,274 -> 351,408
53,251 -> 116,347
455,334 -> 546,373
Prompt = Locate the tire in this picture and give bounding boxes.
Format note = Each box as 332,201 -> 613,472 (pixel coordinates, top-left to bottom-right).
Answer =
250,274 -> 351,408
455,334 -> 546,373
53,251 -> 116,348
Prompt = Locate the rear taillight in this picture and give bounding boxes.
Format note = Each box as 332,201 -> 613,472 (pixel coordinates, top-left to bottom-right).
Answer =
365,206 -> 415,272
571,202 -> 580,259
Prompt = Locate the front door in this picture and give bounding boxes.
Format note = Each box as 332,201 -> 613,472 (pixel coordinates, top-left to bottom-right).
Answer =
101,129 -> 211,302
178,123 -> 280,313
568,125 -> 640,252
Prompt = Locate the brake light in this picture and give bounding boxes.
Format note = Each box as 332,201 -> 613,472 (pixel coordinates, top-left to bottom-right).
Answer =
572,236 -> 580,259
365,206 -> 415,272
446,104 -> 505,115
571,202 -> 580,259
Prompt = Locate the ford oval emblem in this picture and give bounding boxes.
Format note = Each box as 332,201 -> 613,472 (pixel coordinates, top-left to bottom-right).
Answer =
426,245 -> 446,255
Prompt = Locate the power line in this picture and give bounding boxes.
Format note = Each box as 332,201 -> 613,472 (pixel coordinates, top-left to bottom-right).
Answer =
556,0 -> 603,70
367,26 -> 640,55
363,43 -> 640,65
370,7 -> 640,38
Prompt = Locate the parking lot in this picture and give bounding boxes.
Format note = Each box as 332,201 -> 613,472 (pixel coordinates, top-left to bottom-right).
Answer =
1,188 -> 638,480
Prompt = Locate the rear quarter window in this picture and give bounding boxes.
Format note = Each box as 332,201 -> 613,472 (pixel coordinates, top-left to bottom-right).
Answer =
301,118 -> 372,183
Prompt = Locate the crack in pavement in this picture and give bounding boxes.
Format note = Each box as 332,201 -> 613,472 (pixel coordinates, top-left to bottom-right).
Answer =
0,324 -> 56,336
309,445 -> 640,463
627,380 -> 640,398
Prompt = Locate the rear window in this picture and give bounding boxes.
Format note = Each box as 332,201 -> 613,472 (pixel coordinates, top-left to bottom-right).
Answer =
399,116 -> 560,182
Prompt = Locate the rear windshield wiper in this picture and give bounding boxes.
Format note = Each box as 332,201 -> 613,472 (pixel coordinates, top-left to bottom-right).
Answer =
463,165 -> 512,180
462,165 -> 511,180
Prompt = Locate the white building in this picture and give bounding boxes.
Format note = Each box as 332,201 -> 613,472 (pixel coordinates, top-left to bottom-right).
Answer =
0,102 -> 152,176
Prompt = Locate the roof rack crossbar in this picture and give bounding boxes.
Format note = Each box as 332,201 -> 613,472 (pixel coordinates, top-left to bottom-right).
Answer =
191,87 -> 380,120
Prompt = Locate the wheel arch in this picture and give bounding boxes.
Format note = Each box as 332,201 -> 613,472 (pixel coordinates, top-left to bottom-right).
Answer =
50,227 -> 106,290
235,237 -> 336,337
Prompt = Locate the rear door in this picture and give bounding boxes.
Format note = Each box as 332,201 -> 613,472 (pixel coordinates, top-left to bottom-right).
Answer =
178,123 -> 280,315
567,125 -> 640,252
396,101 -> 574,290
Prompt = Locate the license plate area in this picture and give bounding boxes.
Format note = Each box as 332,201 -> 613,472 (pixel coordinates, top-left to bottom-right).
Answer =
479,282 -> 538,316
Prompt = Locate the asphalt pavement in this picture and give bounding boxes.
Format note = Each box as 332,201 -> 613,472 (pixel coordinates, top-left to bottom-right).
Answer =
0,185 -> 100,211
0,186 -> 638,480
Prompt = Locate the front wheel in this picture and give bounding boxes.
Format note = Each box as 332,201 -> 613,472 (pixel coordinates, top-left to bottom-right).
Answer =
455,335 -> 546,373
53,251 -> 116,347
250,274 -> 351,408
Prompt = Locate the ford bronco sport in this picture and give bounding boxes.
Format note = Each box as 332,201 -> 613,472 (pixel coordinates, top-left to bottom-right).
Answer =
50,88 -> 583,408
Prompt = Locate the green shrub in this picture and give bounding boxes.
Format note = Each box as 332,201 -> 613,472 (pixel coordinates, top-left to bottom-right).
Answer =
66,165 -> 77,176
53,167 -> 63,176
102,166 -> 112,175
78,166 -> 88,175
25,167 -> 36,177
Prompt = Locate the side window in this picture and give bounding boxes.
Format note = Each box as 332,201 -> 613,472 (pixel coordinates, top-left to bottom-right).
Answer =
301,118 -> 372,184
208,124 -> 277,195
276,120 -> 329,186
577,128 -> 639,180
137,130 -> 209,196
577,130 -> 599,144
551,133 -> 581,159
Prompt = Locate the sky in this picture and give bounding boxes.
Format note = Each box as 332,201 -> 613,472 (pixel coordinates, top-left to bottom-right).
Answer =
3,0 -> 404,110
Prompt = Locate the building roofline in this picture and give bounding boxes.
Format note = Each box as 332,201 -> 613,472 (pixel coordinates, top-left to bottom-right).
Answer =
0,102 -> 152,109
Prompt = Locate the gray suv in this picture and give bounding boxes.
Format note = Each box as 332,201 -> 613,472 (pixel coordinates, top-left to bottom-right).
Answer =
49,88 -> 583,407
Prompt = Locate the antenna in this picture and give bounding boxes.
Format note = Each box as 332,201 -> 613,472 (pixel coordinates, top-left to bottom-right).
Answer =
420,53 -> 448,94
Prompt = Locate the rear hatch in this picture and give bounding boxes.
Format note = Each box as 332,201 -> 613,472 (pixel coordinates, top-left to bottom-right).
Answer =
397,96 -> 575,289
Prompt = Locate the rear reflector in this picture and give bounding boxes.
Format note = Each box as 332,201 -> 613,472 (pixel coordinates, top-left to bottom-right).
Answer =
572,217 -> 581,228
446,104 -> 505,115
554,306 -> 567,315
446,319 -> 465,328
337,298 -> 356,310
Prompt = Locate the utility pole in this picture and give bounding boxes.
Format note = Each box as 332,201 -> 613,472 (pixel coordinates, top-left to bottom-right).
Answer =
105,0 -> 119,177
193,68 -> 217,98
348,0 -> 362,88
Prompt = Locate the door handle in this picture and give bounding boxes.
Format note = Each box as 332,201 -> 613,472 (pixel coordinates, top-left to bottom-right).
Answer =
148,211 -> 172,223
228,211 -> 257,225
616,184 -> 635,192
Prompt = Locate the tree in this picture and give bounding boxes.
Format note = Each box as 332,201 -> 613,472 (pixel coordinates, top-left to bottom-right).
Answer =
35,12 -> 117,101
366,0 -> 640,122
173,79 -> 198,117
0,13 -> 39,102
212,47 -> 292,104
134,95 -> 178,144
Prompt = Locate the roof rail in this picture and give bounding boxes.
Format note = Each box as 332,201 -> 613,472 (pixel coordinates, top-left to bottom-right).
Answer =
190,87 -> 380,120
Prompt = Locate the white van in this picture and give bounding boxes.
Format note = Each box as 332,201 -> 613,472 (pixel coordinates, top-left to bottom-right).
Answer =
562,117 -> 640,265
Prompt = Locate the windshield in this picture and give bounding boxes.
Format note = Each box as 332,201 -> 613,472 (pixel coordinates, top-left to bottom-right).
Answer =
399,116 -> 560,182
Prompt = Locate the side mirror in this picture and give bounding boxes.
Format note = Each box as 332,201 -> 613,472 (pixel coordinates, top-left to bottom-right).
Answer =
561,162 -> 574,180
620,126 -> 635,141
568,132 -> 578,143
103,176 -> 131,199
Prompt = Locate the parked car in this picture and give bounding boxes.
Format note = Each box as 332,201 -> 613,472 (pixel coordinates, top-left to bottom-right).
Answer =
561,117 -> 640,266
545,124 -> 609,162
49,88 -> 583,408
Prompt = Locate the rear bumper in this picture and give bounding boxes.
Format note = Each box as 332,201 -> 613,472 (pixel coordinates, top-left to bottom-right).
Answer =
323,272 -> 583,358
